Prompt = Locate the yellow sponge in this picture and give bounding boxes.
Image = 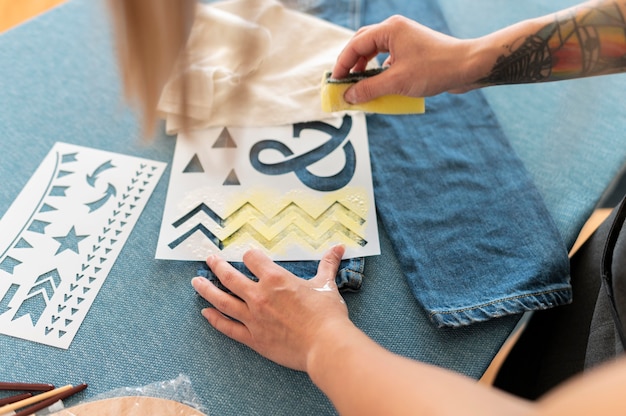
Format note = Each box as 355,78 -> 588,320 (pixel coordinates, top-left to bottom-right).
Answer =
320,69 -> 425,114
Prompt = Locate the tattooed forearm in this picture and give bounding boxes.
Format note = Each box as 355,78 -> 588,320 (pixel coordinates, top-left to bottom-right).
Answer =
480,1 -> 626,85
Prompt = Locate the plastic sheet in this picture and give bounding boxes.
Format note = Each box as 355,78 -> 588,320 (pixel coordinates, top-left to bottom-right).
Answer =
47,375 -> 206,416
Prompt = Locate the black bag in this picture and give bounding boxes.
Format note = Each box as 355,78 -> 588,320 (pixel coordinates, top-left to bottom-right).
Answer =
494,194 -> 626,399
585,195 -> 626,366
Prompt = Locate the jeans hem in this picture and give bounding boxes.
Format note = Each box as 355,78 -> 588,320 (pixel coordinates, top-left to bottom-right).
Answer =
196,257 -> 365,293
428,286 -> 573,328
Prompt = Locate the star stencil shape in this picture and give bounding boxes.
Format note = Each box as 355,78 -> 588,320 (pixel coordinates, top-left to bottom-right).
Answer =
53,226 -> 88,255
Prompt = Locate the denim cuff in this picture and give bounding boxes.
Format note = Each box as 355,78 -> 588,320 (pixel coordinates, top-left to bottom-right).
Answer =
197,257 -> 364,292
428,285 -> 573,328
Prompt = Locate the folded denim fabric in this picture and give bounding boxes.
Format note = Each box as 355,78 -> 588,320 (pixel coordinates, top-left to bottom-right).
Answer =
367,92 -> 572,327
197,257 -> 364,293
358,0 -> 572,327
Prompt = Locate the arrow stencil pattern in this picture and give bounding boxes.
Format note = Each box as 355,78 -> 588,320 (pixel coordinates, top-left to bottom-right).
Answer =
0,143 -> 165,349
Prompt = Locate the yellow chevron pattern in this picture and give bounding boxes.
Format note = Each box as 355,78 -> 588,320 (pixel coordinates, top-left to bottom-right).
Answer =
220,200 -> 364,235
222,222 -> 367,250
172,188 -> 370,251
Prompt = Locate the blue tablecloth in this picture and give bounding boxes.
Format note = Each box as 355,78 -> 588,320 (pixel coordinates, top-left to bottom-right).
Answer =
1,0 -> 624,415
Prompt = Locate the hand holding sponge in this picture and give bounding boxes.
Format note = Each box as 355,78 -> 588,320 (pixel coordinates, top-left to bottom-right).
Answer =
320,68 -> 425,114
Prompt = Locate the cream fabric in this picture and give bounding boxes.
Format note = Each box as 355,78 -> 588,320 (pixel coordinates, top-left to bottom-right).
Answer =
158,0 -> 359,132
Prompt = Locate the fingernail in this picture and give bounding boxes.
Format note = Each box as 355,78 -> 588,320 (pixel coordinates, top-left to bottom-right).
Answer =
332,244 -> 346,257
206,254 -> 217,267
191,276 -> 205,289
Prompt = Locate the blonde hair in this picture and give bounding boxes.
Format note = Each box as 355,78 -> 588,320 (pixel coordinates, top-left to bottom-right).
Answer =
107,0 -> 196,137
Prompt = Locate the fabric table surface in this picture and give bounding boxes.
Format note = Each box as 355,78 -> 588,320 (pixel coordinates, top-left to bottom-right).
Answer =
1,0 -> 624,415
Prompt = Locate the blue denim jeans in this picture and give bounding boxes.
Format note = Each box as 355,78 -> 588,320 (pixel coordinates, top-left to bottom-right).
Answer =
201,0 -> 572,327
367,94 -> 571,327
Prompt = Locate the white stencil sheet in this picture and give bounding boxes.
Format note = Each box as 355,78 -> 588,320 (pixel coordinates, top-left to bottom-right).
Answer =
156,113 -> 380,261
0,142 -> 166,349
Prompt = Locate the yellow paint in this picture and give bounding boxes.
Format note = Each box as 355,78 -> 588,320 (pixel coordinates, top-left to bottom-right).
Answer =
0,0 -> 68,33
225,188 -> 369,218
220,187 -> 370,252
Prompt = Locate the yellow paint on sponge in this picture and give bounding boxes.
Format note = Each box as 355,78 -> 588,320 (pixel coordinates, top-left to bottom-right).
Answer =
320,69 -> 425,114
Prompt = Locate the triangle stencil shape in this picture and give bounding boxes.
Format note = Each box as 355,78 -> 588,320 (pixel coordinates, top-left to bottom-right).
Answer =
223,169 -> 241,186
15,238 -> 33,249
39,203 -> 57,213
183,154 -> 204,173
212,128 -> 237,148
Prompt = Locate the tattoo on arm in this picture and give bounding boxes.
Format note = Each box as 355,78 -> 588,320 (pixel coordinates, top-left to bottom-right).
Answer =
480,1 -> 626,85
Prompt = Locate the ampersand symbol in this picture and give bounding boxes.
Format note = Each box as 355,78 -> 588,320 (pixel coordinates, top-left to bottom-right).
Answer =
249,115 -> 356,192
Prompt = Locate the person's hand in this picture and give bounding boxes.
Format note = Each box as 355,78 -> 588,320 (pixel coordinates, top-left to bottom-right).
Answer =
191,245 -> 350,372
331,15 -> 479,104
